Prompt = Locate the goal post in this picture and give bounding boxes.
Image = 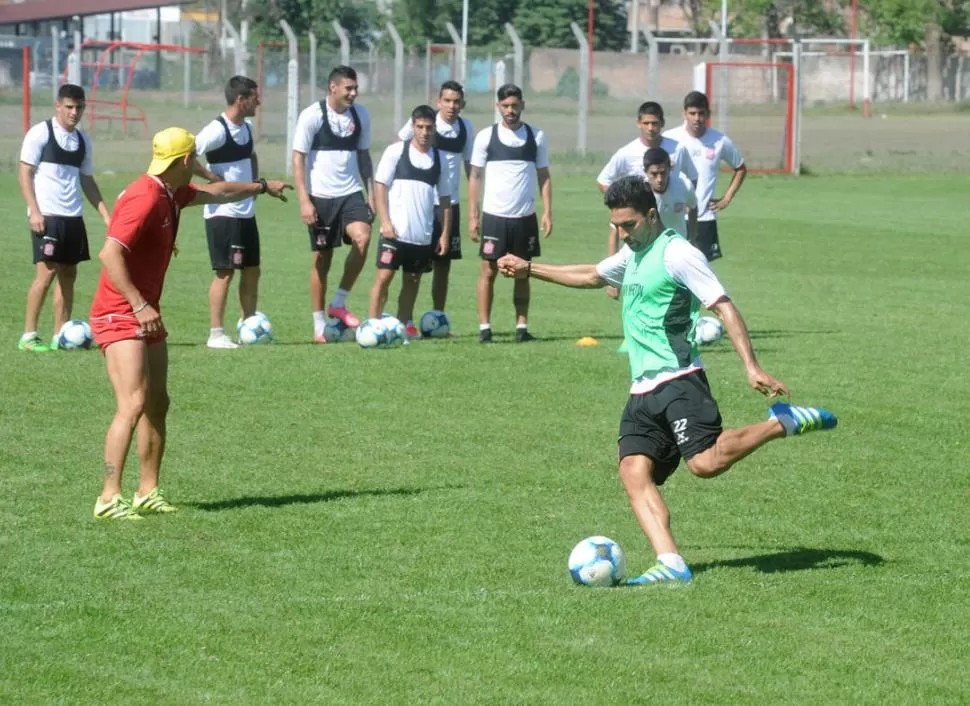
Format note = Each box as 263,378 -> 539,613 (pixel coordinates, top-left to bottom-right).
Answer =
695,60 -> 798,175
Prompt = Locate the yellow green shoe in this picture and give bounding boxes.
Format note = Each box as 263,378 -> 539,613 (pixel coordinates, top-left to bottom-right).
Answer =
133,488 -> 178,514
94,494 -> 144,521
18,334 -> 51,352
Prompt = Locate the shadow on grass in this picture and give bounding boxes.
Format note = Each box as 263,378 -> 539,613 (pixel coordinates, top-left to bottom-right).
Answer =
187,485 -> 459,512
691,547 -> 884,575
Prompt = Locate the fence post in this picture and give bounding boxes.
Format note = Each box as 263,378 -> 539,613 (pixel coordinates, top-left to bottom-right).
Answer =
223,19 -> 245,75
792,40 -> 802,175
505,23 -> 524,89
863,39 -> 871,118
709,20 -> 728,133
445,22 -> 463,81
644,27 -> 658,100
903,51 -> 910,103
51,26 -> 59,101
386,23 -> 404,134
365,38 -> 377,92
332,21 -> 350,67
279,19 -> 299,176
569,22 -> 588,155
69,30 -> 82,86
22,46 -> 30,135
631,0 -> 639,53
309,31 -> 317,96
494,60 -> 506,123
183,34 -> 191,108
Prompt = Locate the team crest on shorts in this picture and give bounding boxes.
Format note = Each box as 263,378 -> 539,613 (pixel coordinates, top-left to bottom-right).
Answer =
43,242 -> 55,256
232,249 -> 243,266
316,235 -> 324,247
483,241 -> 495,255
380,249 -> 394,264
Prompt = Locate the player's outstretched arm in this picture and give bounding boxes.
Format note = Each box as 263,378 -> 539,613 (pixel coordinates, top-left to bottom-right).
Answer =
192,179 -> 292,206
497,254 -> 605,289
710,298 -> 789,398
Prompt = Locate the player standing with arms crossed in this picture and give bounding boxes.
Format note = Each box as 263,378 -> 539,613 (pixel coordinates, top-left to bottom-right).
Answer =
397,80 -> 472,331
468,84 -> 552,343
90,127 -> 291,520
194,75 -> 262,349
663,91 -> 746,261
17,84 -> 110,352
370,106 -> 452,330
497,176 -> 837,584
293,65 -> 375,341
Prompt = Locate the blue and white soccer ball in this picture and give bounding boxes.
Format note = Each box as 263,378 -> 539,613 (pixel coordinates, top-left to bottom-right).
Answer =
323,316 -> 357,343
380,313 -> 407,347
57,319 -> 93,350
419,310 -> 451,339
356,318 -> 389,349
568,536 -> 626,587
694,316 -> 725,346
238,312 -> 273,345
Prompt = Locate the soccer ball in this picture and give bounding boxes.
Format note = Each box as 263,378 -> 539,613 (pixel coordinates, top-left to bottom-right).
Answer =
694,316 -> 724,346
419,310 -> 451,338
380,313 -> 407,347
57,320 -> 93,350
356,318 -> 388,349
323,317 -> 357,343
238,313 -> 273,345
568,536 -> 626,587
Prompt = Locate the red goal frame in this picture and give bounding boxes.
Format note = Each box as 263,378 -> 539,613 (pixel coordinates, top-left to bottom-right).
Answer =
704,61 -> 796,175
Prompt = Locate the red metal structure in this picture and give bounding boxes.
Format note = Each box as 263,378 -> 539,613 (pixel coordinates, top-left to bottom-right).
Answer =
255,41 -> 289,139
60,40 -> 204,136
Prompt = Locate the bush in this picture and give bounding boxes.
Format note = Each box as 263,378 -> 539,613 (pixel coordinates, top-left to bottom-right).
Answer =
555,67 -> 609,99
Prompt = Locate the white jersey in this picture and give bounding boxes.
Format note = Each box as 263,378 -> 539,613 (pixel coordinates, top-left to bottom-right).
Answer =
20,119 -> 94,218
470,122 -> 549,218
398,115 -> 473,204
375,142 -> 451,245
596,136 -> 696,188
596,236 -> 728,394
654,173 -> 698,238
195,113 -> 256,219
293,100 -> 372,198
662,124 -> 743,221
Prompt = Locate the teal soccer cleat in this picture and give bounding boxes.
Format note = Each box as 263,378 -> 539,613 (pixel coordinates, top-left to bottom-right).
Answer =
625,562 -> 693,586
769,402 -> 838,436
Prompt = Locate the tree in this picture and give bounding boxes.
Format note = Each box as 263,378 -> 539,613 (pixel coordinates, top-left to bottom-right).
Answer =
243,0 -> 380,50
513,0 -> 628,51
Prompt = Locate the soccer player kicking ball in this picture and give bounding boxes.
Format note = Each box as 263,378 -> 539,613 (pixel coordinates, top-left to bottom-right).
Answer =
497,176 -> 837,584
369,106 -> 451,330
90,128 -> 291,520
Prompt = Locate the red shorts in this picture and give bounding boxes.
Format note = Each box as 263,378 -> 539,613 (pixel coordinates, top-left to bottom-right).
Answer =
90,312 -> 167,350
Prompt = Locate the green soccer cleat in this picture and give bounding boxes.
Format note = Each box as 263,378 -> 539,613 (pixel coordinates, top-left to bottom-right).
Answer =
94,495 -> 144,521
132,488 -> 178,514
626,562 -> 693,586
769,402 -> 838,437
18,334 -> 50,353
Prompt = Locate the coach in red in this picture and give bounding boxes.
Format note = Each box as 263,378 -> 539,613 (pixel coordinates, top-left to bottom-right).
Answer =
90,127 -> 291,520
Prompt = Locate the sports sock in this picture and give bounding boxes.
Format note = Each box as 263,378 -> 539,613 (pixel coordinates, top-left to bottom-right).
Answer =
331,288 -> 349,309
516,323 -> 528,330
313,311 -> 327,335
479,323 -> 491,331
20,331 -> 37,342
657,553 -> 688,573
209,327 -> 225,339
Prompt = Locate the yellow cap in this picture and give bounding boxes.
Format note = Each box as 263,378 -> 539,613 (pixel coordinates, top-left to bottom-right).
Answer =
146,127 -> 196,176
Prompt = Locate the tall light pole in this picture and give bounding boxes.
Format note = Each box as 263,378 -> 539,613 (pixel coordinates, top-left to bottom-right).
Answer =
720,0 -> 728,38
461,0 -> 469,84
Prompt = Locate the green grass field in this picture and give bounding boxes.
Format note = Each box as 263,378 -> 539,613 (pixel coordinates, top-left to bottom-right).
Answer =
1,167 -> 968,704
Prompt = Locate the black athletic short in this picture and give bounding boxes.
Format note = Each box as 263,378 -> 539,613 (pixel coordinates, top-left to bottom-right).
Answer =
307,192 -> 374,251
694,220 -> 722,261
617,371 -> 723,485
376,236 -> 434,274
31,215 -> 89,265
431,203 -> 462,262
480,212 -> 540,261
205,216 -> 261,270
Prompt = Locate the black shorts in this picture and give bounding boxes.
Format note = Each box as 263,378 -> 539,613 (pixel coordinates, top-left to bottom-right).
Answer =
307,192 -> 374,251
432,203 -> 462,261
31,216 -> 89,265
617,371 -> 723,485
693,220 -> 722,261
376,236 -> 434,274
205,216 -> 261,270
480,212 -> 540,261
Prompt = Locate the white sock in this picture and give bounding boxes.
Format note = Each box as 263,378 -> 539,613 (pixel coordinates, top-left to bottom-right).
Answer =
331,288 -> 349,309
516,323 -> 528,330
657,553 -> 688,573
209,327 -> 225,339
313,311 -> 327,335
479,323 -> 491,331
21,331 -> 37,342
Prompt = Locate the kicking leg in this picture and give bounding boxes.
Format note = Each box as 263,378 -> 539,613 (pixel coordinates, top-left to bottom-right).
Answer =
133,342 -> 175,513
